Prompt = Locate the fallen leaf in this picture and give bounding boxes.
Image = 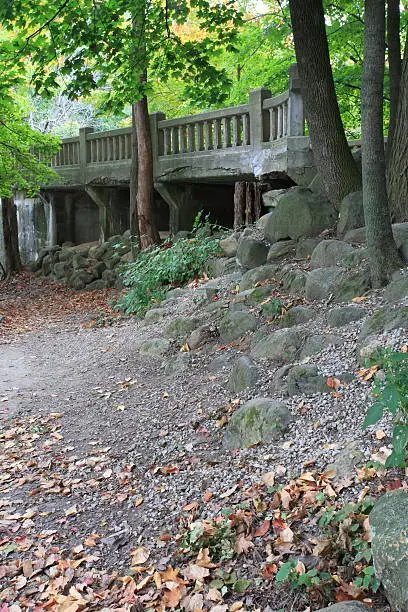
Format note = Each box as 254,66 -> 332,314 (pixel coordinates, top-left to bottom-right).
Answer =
254,519 -> 270,537
261,472 -> 275,487
183,563 -> 210,581
327,377 -> 341,390
183,501 -> 199,512
220,485 -> 238,499
131,546 -> 150,566
234,533 -> 254,554
65,505 -> 78,517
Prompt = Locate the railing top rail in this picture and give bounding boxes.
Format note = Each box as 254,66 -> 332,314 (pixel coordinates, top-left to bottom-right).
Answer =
86,127 -> 132,140
60,136 -> 80,144
158,104 -> 250,129
262,90 -> 289,110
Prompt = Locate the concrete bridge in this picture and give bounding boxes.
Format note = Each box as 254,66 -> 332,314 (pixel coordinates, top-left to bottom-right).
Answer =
23,65 -> 317,256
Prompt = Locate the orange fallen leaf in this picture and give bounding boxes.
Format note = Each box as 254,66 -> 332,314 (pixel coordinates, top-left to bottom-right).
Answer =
254,519 -> 270,538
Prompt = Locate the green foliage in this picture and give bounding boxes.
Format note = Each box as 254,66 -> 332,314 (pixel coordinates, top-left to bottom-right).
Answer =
261,297 -> 285,318
363,349 -> 408,467
276,560 -> 330,588
117,229 -> 220,316
181,519 -> 235,562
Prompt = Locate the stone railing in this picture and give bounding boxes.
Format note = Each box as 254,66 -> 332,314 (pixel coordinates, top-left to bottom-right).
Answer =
50,64 -> 305,183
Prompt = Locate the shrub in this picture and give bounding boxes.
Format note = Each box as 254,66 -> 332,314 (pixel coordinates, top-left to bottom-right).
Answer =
363,348 -> 408,467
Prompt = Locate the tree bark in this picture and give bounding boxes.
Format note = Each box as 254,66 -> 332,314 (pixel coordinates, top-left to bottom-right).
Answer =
233,181 -> 245,229
362,0 -> 402,287
2,197 -> 21,276
288,0 -> 362,208
134,95 -> 161,249
387,33 -> 408,221
129,103 -> 140,258
245,182 -> 255,226
387,0 -> 401,144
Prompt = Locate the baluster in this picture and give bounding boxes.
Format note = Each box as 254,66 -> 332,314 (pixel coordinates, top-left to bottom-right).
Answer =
187,124 -> 195,152
242,114 -> 250,145
213,119 -> 222,149
123,134 -> 129,159
232,115 -> 241,147
179,125 -> 187,153
96,139 -> 101,162
269,109 -> 276,141
283,101 -> 288,136
222,117 -> 231,148
111,136 -> 117,160
197,122 -> 204,150
277,105 -> 283,139
171,126 -> 179,153
163,128 -> 170,155
203,120 -> 212,150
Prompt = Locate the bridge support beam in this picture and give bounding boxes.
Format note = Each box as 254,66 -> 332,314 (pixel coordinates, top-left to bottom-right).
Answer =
154,183 -> 195,235
85,186 -> 125,243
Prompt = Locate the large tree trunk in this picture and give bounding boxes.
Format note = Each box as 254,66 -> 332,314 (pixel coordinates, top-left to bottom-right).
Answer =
362,0 -> 402,287
2,197 -> 21,276
387,0 -> 401,144
134,95 -> 161,249
129,103 -> 140,258
387,33 -> 408,221
288,0 -> 362,208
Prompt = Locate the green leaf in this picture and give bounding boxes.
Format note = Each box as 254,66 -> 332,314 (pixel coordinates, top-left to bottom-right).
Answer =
233,579 -> 251,593
276,561 -> 296,583
363,402 -> 383,427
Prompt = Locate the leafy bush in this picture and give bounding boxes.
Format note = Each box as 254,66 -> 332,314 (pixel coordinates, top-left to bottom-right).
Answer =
363,348 -> 408,467
117,228 -> 221,316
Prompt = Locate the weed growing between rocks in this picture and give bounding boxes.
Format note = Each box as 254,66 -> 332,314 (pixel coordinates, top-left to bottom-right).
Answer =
363,348 -> 408,467
117,220 -> 222,316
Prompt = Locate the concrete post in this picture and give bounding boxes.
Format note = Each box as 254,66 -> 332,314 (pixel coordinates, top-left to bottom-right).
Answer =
249,87 -> 272,146
149,112 -> 166,175
287,64 -> 305,137
79,127 -> 93,184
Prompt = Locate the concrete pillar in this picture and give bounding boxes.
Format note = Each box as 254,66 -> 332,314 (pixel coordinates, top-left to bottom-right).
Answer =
79,127 -> 93,184
42,193 -> 57,246
249,87 -> 272,146
149,112 -> 166,177
64,193 -> 75,242
287,64 -> 305,137
154,183 -> 195,235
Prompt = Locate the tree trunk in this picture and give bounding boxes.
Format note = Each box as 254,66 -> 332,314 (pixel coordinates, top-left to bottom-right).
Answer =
134,95 -> 161,250
387,0 -> 401,144
2,197 -> 21,276
233,181 -> 245,229
245,182 -> 255,226
362,0 -> 402,287
387,33 -> 408,221
129,103 -> 140,258
288,0 -> 362,208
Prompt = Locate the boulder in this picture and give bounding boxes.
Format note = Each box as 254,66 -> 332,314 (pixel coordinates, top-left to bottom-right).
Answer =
219,235 -> 239,258
58,248 -> 74,263
327,304 -> 368,328
243,285 -> 273,305
337,191 -> 365,237
384,276 -> 408,302
72,254 -> 88,270
334,268 -> 371,302
69,271 -> 94,290
53,262 -> 68,279
85,279 -> 108,291
208,354 -> 233,373
205,256 -> 237,278
219,309 -> 257,343
345,221 -> 408,248
296,238 -> 321,259
267,240 -> 297,261
251,327 -> 304,362
280,267 -> 308,294
370,489 -> 408,611
300,333 -> 344,359
139,337 -> 170,357
264,187 -> 337,242
224,398 -> 293,449
327,440 -> 364,486
91,261 -> 106,278
229,356 -> 259,393
262,188 -> 287,209
164,353 -> 191,376
256,212 -> 274,230
187,325 -> 217,349
305,267 -> 343,301
164,316 -> 201,340
359,305 -> 408,341
236,236 -> 269,269
305,267 -> 371,302
310,240 -> 357,269
240,264 -> 279,291
101,269 -> 118,286
279,306 -> 315,328
286,365 -> 330,396
145,308 -> 166,324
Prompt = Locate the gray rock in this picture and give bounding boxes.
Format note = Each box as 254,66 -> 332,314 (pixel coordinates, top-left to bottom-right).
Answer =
243,285 -> 273,305
164,317 -> 201,340
305,267 -> 343,301
267,240 -> 297,261
251,327 -> 304,362
327,440 -> 364,485
139,337 -> 170,357
236,237 -> 269,270
280,306 -> 315,328
69,271 -> 94,290
269,364 -> 292,395
264,187 -> 337,242
58,248 -> 74,263
219,309 -> 257,343
345,221 -> 408,249
337,191 -> 365,237
300,333 -> 344,359
262,188 -> 287,209
327,304 -> 368,328
72,254 -> 88,270
101,269 -> 118,286
384,276 -> 408,303
358,336 -> 384,364
121,251 -> 133,264
240,264 -> 279,291
219,235 -> 238,258
316,603 -> 372,612
91,261 -> 106,278
310,240 -> 357,269
334,268 -> 371,303
280,267 -> 308,294
229,356 -> 259,393
205,256 -> 237,278
224,398 -> 293,449
286,365 -> 330,396
144,308 -> 166,323
85,279 -> 108,291
53,262 -> 68,279
256,212 -> 274,230
370,489 -> 408,611
359,305 -> 408,341
104,254 -> 121,269
208,354 -> 233,373
164,353 -> 191,376
295,238 -> 321,259
187,325 -> 217,349
342,248 -> 369,269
